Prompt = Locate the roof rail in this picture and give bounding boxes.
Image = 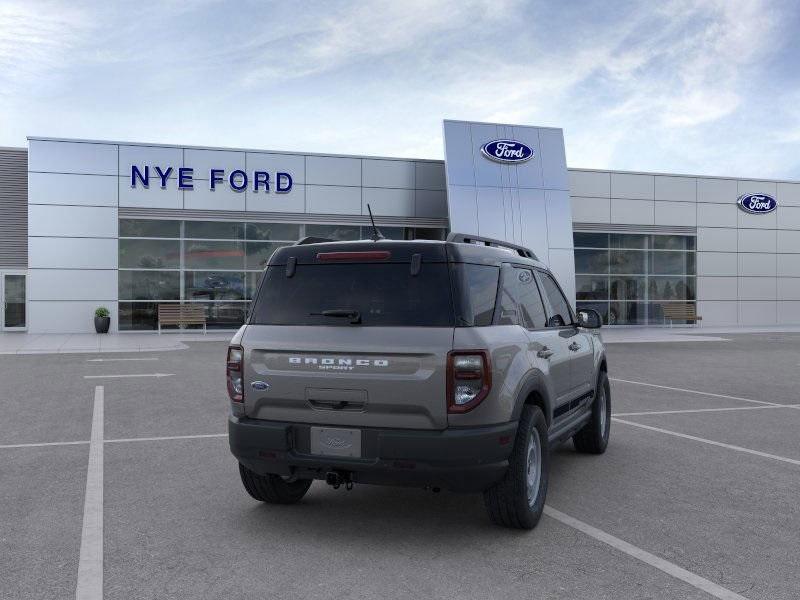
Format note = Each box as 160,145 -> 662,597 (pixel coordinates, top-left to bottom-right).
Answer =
447,232 -> 538,260
295,236 -> 334,245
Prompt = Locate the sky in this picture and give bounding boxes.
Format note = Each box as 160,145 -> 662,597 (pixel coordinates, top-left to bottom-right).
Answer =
1,0 -> 799,178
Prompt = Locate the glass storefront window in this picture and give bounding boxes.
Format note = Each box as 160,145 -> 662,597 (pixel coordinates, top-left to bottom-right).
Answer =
185,221 -> 245,240
575,275 -> 608,301
184,272 -> 246,301
610,250 -> 646,274
184,240 -> 245,270
245,242 -> 286,270
575,249 -> 610,274
119,271 -> 180,301
119,219 -> 180,238
119,239 -> 180,269
306,224 -> 361,240
245,223 -> 301,241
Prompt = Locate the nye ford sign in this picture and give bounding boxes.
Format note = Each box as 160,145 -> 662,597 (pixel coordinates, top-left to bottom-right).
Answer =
130,165 -> 293,193
737,193 -> 777,214
480,140 -> 534,163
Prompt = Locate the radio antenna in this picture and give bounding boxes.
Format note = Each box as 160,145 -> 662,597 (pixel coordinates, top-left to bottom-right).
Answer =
366,204 -> 385,241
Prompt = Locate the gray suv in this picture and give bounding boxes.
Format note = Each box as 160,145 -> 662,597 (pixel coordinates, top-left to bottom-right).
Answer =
227,233 -> 610,529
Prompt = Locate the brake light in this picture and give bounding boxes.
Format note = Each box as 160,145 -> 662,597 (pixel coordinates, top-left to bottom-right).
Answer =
447,350 -> 491,413
227,345 -> 244,402
316,251 -> 391,261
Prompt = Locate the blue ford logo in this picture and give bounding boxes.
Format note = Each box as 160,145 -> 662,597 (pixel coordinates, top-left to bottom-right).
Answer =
251,381 -> 269,390
738,193 -> 777,214
481,140 -> 534,163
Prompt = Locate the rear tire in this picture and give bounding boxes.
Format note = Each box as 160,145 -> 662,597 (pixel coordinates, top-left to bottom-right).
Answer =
238,463 -> 312,504
483,405 -> 549,530
573,371 -> 611,454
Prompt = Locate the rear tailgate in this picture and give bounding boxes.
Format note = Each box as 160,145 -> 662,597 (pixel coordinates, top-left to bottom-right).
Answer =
242,326 -> 453,429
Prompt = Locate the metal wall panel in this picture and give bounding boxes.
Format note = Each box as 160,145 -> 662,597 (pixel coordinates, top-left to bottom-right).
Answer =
568,170 -> 610,198
362,159 -> 415,189
654,176 -> 696,202
306,156 -> 361,186
28,140 -> 118,175
30,172 -> 117,207
0,148 -> 28,267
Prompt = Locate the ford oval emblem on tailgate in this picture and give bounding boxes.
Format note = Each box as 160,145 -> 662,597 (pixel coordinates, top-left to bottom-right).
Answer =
251,381 -> 269,390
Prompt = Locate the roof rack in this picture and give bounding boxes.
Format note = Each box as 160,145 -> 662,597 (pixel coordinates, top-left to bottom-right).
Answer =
295,236 -> 334,245
447,233 -> 538,260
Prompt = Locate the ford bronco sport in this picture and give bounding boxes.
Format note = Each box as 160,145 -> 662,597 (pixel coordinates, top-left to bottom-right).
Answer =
227,233 -> 609,529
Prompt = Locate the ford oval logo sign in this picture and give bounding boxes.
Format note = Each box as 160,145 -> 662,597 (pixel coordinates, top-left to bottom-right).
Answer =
481,140 -> 534,163
737,193 -> 777,214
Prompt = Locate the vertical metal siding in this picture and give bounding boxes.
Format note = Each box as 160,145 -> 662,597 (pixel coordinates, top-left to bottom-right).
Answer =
0,148 -> 27,268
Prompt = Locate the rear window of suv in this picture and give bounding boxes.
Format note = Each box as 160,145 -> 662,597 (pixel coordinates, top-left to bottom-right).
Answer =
250,263 -> 455,327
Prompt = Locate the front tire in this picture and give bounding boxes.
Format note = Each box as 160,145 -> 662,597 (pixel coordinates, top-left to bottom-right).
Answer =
483,405 -> 549,529
573,371 -> 611,454
239,463 -> 312,504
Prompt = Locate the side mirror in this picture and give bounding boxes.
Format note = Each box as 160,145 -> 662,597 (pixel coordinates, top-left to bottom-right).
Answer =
577,309 -> 602,329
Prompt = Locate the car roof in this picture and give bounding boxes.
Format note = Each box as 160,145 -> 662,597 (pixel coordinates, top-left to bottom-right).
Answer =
268,238 -> 548,269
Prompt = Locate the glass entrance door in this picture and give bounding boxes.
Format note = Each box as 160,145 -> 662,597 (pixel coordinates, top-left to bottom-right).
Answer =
2,273 -> 26,330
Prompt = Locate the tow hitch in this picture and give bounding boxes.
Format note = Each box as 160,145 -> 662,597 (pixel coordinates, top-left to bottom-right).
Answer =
325,470 -> 354,490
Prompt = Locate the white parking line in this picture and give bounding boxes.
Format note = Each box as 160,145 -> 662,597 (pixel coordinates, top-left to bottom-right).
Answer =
613,418 -> 800,466
610,378 -> 779,406
86,357 -> 159,362
76,386 -> 104,600
0,440 -> 90,449
105,433 -> 226,444
82,373 -> 174,379
544,506 -> 750,600
614,404 -> 800,417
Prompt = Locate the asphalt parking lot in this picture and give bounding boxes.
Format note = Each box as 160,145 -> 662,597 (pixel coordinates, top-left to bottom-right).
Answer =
2,333 -> 799,600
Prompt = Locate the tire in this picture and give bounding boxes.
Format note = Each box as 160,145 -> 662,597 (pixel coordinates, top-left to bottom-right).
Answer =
238,463 -> 312,504
483,405 -> 549,530
573,371 -> 611,454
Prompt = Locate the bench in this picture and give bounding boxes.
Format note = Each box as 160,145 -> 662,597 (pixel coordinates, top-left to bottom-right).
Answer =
157,304 -> 207,334
662,303 -> 702,327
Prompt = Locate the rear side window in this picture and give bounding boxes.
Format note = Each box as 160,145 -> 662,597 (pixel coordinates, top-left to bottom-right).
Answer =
497,267 -> 547,329
250,263 -> 454,327
451,264 -> 499,326
539,271 -> 573,327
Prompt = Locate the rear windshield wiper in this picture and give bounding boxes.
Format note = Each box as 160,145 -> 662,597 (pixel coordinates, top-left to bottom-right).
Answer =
310,309 -> 362,325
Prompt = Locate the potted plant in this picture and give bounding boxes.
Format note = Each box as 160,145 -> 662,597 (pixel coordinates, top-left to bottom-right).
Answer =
94,306 -> 111,334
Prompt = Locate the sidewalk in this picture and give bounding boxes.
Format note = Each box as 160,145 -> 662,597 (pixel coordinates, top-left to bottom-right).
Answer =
600,324 -> 800,344
0,332 -> 234,354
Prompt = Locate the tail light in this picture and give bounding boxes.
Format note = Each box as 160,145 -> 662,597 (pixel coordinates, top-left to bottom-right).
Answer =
227,345 -> 244,402
447,350 -> 491,413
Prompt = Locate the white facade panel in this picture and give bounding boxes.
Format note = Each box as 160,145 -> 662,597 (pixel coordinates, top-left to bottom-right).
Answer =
414,190 -> 448,218
546,190 -> 574,249
738,208 -> 776,229
538,128 -> 568,190
415,162 -> 445,190
119,145 -> 182,174
698,252 -> 737,277
305,156 -> 361,187
471,123 -> 506,189
29,172 -> 118,207
737,229 -> 776,253
777,182 -> 800,207
28,300 -> 118,334
446,185 -> 477,236
698,228 -> 737,252
246,153 -> 306,184
443,121 -> 475,187
475,187 -> 506,239
246,185 -> 306,213
737,180 -> 777,197
518,188 -> 550,262
29,237 -> 118,269
777,301 -> 800,323
738,277 -> 776,300
738,301 -> 776,325
698,277 -> 738,300
568,171 -> 610,198
28,269 -> 117,301
738,253 -> 776,277
697,178 -> 737,203
306,185 -> 361,214
509,125 -> 545,190
571,196 -> 610,223
654,201 -> 696,226
610,198 -> 654,225
183,149 -> 245,178
28,140 -> 118,175
778,230 -> 800,253
119,179 -> 182,209
777,206 -> 800,229
697,301 -> 738,325
362,188 -> 415,217
362,159 -> 415,189
777,254 -> 800,277
28,205 -> 117,238
547,248 -> 576,308
654,176 -> 696,202
777,278 -> 800,300
182,184 -> 245,211
610,173 -> 653,200
697,203 -> 737,228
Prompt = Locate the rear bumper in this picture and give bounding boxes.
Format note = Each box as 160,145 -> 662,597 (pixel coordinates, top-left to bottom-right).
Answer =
228,416 -> 517,493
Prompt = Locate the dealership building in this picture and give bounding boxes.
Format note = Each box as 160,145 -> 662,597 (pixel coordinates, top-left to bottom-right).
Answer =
0,119 -> 799,334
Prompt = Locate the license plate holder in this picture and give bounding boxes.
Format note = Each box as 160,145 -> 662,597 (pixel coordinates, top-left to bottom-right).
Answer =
309,427 -> 362,458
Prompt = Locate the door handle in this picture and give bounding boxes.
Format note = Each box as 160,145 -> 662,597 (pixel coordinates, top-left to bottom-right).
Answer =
568,342 -> 581,352
537,347 -> 554,359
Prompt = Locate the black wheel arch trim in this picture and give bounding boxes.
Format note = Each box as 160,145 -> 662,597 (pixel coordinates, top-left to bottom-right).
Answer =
511,370 -> 554,426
